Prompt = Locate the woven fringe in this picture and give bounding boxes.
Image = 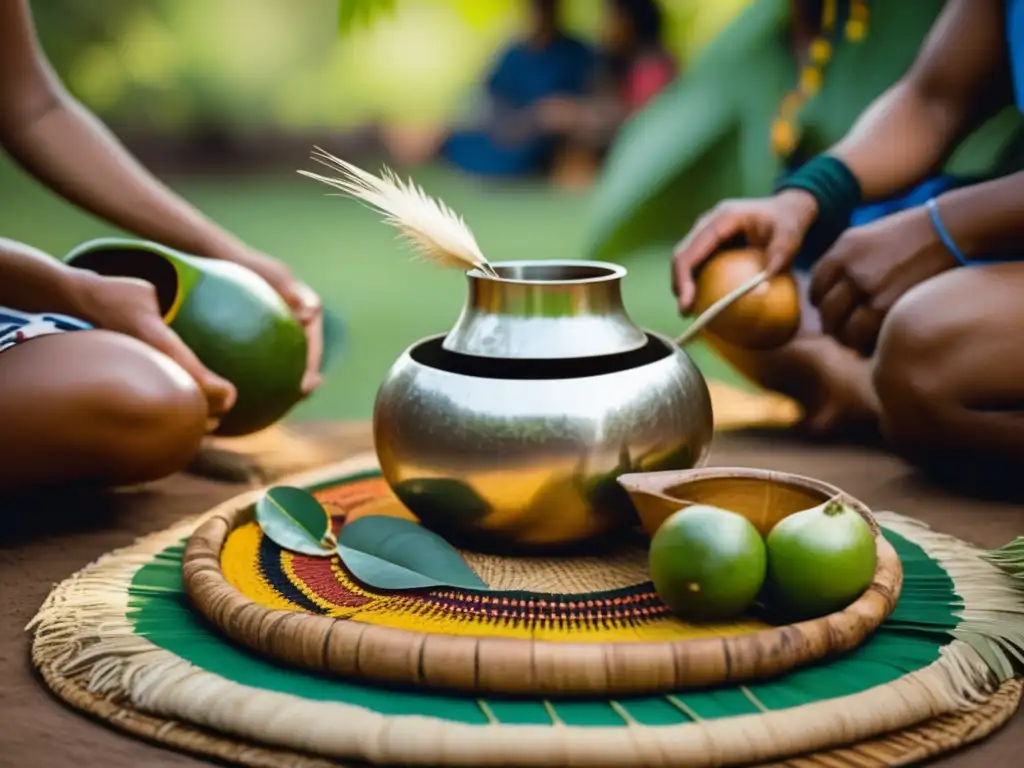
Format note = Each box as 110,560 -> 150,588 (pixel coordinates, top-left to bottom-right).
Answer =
876,511 -> 1024,685
27,509 -> 1022,768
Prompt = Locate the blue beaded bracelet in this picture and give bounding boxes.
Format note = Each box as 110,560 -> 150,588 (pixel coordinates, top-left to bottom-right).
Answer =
925,198 -> 970,266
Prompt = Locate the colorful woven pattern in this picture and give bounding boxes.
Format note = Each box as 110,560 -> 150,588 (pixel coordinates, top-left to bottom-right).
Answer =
220,470 -> 770,642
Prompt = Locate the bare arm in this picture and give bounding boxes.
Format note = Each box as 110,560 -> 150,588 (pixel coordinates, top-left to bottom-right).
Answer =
0,238 -> 92,316
831,0 -> 1010,200
0,0 -> 323,393
0,0 -> 244,262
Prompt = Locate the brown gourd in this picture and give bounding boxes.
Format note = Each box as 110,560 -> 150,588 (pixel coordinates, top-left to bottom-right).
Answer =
691,249 -> 801,350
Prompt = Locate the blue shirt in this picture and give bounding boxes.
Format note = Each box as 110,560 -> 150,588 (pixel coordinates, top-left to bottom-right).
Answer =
443,35 -> 595,177
1007,0 -> 1024,112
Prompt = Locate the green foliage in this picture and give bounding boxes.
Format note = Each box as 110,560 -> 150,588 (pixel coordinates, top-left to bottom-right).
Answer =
585,0 -> 789,261
338,0 -> 396,35
28,0 -> 752,133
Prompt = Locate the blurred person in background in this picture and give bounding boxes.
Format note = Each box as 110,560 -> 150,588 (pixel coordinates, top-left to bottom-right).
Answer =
0,0 -> 323,491
405,0 -> 597,179
539,0 -> 678,187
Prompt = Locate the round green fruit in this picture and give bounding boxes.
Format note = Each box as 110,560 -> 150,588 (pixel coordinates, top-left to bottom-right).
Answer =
765,498 -> 877,619
648,504 -> 767,621
65,238 -> 307,436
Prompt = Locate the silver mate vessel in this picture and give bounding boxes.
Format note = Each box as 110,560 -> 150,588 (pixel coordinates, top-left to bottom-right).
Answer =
373,260 -> 714,550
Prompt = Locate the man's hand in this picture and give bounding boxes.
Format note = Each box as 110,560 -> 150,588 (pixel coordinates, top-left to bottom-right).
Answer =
672,190 -> 819,313
72,271 -> 236,423
809,205 -> 959,356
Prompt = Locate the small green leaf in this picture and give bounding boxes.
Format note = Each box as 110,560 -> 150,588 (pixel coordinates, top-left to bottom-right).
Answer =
336,515 -> 489,591
255,486 -> 335,557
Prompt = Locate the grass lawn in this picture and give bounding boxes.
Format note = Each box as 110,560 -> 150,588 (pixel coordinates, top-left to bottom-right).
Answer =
0,156 -> 748,423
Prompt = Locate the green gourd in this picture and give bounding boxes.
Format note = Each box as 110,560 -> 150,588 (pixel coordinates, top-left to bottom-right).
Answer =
65,237 -> 307,436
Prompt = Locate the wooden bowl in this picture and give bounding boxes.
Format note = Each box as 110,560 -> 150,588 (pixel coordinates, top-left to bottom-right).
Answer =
617,466 -> 867,538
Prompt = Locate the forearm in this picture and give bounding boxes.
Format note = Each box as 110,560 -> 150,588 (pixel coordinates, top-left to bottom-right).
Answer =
0,96 -> 244,261
0,237 -> 93,316
934,171 -> 1024,261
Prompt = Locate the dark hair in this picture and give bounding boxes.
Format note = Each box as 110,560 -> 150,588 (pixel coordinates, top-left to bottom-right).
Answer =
532,0 -> 560,20
612,0 -> 664,46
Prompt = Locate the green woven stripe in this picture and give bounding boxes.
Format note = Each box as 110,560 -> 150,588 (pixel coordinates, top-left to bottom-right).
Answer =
128,529 -> 958,727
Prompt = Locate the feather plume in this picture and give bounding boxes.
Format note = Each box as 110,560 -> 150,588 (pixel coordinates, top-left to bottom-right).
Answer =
299,146 -> 499,277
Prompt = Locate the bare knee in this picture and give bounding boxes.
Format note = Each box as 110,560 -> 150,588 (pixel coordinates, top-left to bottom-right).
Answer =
872,284 -> 967,454
81,333 -> 209,483
0,330 -> 209,487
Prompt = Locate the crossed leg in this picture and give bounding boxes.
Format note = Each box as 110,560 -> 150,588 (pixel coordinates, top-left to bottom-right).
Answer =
873,262 -> 1024,464
0,329 -> 209,491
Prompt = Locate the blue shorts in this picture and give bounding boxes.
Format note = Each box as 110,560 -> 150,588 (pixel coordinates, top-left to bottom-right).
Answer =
0,307 -> 93,354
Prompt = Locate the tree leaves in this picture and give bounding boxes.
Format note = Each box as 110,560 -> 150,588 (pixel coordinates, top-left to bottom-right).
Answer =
337,0 -> 396,36
254,486 -> 489,591
583,0 -> 790,262
255,486 -> 337,557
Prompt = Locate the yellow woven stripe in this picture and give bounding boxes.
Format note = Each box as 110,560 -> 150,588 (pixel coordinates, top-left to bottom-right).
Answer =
221,525 -> 304,613
223,519 -> 770,642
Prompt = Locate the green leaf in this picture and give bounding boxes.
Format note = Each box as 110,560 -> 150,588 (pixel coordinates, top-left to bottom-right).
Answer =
255,486 -> 335,557
336,515 -> 490,591
583,0 -> 789,261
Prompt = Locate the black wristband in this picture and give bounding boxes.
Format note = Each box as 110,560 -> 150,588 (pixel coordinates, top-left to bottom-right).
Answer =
773,155 -> 863,263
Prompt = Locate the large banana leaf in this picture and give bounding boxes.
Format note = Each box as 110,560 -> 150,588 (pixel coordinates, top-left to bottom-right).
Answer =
584,0 -> 789,261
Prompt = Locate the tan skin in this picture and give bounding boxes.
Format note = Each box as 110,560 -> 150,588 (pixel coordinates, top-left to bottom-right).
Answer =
673,0 -> 1024,464
0,1 -> 323,491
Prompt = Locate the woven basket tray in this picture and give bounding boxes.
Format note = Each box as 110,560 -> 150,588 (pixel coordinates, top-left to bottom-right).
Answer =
182,458 -> 902,697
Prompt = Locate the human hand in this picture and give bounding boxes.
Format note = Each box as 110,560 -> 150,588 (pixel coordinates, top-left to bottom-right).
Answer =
535,97 -> 583,132
209,246 -> 324,396
72,271 -> 236,424
672,190 -> 819,313
809,205 -> 959,356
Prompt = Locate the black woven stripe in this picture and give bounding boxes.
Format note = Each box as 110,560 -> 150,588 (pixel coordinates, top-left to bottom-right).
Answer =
258,533 -> 331,615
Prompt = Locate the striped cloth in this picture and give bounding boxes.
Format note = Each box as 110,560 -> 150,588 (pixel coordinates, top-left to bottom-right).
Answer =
0,307 -> 93,354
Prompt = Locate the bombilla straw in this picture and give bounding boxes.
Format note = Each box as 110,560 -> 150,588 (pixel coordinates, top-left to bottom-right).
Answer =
675,271 -> 770,346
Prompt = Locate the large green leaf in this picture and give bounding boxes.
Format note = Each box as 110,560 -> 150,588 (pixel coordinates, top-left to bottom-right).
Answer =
584,0 -> 788,261
255,486 -> 335,558
336,515 -> 490,591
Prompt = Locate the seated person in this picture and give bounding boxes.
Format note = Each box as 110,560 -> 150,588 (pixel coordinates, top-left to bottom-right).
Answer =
671,0 -> 1024,471
0,0 -> 322,492
440,0 -> 596,178
538,0 -> 677,186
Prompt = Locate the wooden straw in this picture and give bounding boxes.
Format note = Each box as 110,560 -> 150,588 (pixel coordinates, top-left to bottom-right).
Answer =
676,270 -> 770,346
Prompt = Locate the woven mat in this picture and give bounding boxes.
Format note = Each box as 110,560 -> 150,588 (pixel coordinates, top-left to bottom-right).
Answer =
6,423 -> 1024,766
32,659 -> 1024,768
27,451 -> 1024,767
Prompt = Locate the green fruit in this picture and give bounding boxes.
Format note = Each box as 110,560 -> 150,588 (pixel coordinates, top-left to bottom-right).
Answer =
765,498 -> 877,619
65,238 -> 307,436
648,504 -> 767,621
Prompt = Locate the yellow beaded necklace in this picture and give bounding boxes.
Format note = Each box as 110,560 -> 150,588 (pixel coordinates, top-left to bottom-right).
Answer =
771,0 -> 871,158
